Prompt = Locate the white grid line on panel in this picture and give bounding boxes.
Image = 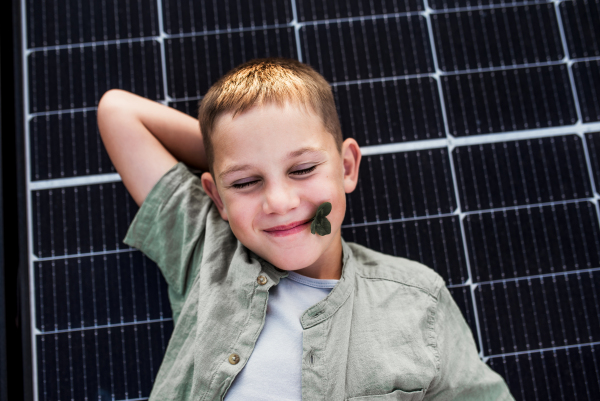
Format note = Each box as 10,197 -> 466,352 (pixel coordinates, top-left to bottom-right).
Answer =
156,0 -> 171,102
341,211 -> 457,229
29,172 -> 122,190
37,318 -> 174,336
289,0 -> 303,62
26,36 -> 158,54
486,340 -> 600,360
428,1 -> 555,15
461,197 -> 599,217
474,266 -> 600,287
32,247 -> 138,263
423,0 -> 486,358
26,120 -> 600,191
21,0 -> 39,396
360,138 -> 448,156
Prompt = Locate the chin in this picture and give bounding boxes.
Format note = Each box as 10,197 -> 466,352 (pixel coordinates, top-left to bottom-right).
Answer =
262,246 -> 322,271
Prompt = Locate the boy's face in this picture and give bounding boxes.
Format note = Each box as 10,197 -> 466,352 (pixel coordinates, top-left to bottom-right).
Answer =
201,102 -> 361,279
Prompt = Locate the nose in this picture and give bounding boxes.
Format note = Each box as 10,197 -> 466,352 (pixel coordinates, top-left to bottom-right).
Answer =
262,180 -> 300,215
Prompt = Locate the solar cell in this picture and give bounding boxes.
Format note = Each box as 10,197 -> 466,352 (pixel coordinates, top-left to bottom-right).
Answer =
428,0 -> 551,10
162,0 -> 292,33
344,149 -> 457,224
26,0 -> 160,48
333,77 -> 445,145
296,0 -> 423,21
164,27 -> 297,98
464,202 -> 600,281
342,216 -> 468,285
29,111 -> 115,180
28,41 -> 164,113
36,322 -> 172,401
300,15 -> 434,83
432,4 -> 563,71
560,0 -> 600,59
573,60 -> 600,123
475,270 -> 600,355
442,65 -> 578,135
34,253 -> 171,332
31,183 -> 138,258
453,135 -> 593,211
488,344 -> 600,400
585,131 -> 600,189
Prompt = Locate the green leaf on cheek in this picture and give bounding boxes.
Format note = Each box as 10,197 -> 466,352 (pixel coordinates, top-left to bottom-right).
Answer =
310,202 -> 332,236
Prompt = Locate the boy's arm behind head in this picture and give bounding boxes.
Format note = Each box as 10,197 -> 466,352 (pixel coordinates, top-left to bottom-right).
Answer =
97,89 -> 207,206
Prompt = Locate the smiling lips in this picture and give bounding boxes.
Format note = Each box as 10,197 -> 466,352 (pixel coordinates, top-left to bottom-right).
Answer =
263,219 -> 312,237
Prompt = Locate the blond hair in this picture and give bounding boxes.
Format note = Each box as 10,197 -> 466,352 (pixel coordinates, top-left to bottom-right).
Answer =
198,58 -> 343,174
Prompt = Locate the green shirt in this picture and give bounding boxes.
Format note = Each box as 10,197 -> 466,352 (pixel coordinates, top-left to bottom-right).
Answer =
123,161 -> 514,401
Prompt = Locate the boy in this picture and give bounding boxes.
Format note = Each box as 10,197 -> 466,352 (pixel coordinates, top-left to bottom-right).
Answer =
97,58 -> 513,400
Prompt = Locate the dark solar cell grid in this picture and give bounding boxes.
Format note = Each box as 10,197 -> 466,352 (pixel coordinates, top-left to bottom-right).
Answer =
488,344 -> 600,401
586,132 -> 600,191
162,0 -> 292,34
20,0 -> 600,400
300,16 -> 434,84
442,65 -> 578,136
573,60 -> 600,123
448,285 -> 480,351
26,0 -> 159,48
344,149 -> 457,225
342,216 -> 468,285
453,136 -> 593,211
34,252 -> 171,332
29,111 -> 115,181
428,0 -> 551,10
36,322 -> 173,401
333,77 -> 445,146
475,270 -> 600,355
296,0 -> 423,21
169,99 -> 202,118
28,41 -> 164,113
560,0 -> 600,59
31,183 -> 138,258
464,201 -> 600,282
165,27 -> 297,99
432,4 -> 563,72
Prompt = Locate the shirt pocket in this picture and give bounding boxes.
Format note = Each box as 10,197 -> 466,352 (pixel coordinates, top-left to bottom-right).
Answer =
346,388 -> 425,401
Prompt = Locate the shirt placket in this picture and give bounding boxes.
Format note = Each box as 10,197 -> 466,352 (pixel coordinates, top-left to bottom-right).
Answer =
208,266 -> 287,400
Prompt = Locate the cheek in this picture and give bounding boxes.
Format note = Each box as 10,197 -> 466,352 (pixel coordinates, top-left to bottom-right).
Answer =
225,198 -> 258,236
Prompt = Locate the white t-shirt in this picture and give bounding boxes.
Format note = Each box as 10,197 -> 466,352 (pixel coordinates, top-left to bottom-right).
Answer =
224,271 -> 339,400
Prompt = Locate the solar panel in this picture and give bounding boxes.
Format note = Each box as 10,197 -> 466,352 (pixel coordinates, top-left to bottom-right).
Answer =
17,0 -> 600,400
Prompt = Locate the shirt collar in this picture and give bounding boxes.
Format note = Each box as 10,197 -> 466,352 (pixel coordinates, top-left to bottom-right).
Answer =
247,238 -> 356,328
300,238 -> 356,329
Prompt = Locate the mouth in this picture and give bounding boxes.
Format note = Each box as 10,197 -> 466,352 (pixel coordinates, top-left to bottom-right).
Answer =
263,218 -> 313,237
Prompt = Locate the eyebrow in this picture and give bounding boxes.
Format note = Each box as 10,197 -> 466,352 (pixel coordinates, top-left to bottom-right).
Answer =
219,146 -> 327,180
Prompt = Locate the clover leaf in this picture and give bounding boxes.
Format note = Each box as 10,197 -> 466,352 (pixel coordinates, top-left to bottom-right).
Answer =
310,202 -> 332,236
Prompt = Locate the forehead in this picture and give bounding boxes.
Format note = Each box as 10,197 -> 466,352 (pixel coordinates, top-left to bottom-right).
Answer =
211,103 -> 336,176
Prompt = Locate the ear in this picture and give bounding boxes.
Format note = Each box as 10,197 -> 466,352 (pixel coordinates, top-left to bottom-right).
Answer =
341,138 -> 361,193
201,172 -> 229,221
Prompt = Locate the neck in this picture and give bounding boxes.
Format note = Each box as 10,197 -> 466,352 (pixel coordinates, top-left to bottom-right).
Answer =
293,232 -> 343,280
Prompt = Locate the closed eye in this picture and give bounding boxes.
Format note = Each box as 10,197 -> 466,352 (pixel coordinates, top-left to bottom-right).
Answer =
231,181 -> 258,189
231,166 -> 317,189
291,165 -> 317,175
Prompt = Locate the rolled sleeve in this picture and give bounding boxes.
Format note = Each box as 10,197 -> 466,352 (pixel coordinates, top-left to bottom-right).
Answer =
123,161 -> 212,308
426,286 -> 514,401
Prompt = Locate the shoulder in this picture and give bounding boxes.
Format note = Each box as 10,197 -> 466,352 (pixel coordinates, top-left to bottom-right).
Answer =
347,241 -> 445,299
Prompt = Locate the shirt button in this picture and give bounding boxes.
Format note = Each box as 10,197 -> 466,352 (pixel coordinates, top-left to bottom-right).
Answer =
228,353 -> 240,365
257,275 -> 268,285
